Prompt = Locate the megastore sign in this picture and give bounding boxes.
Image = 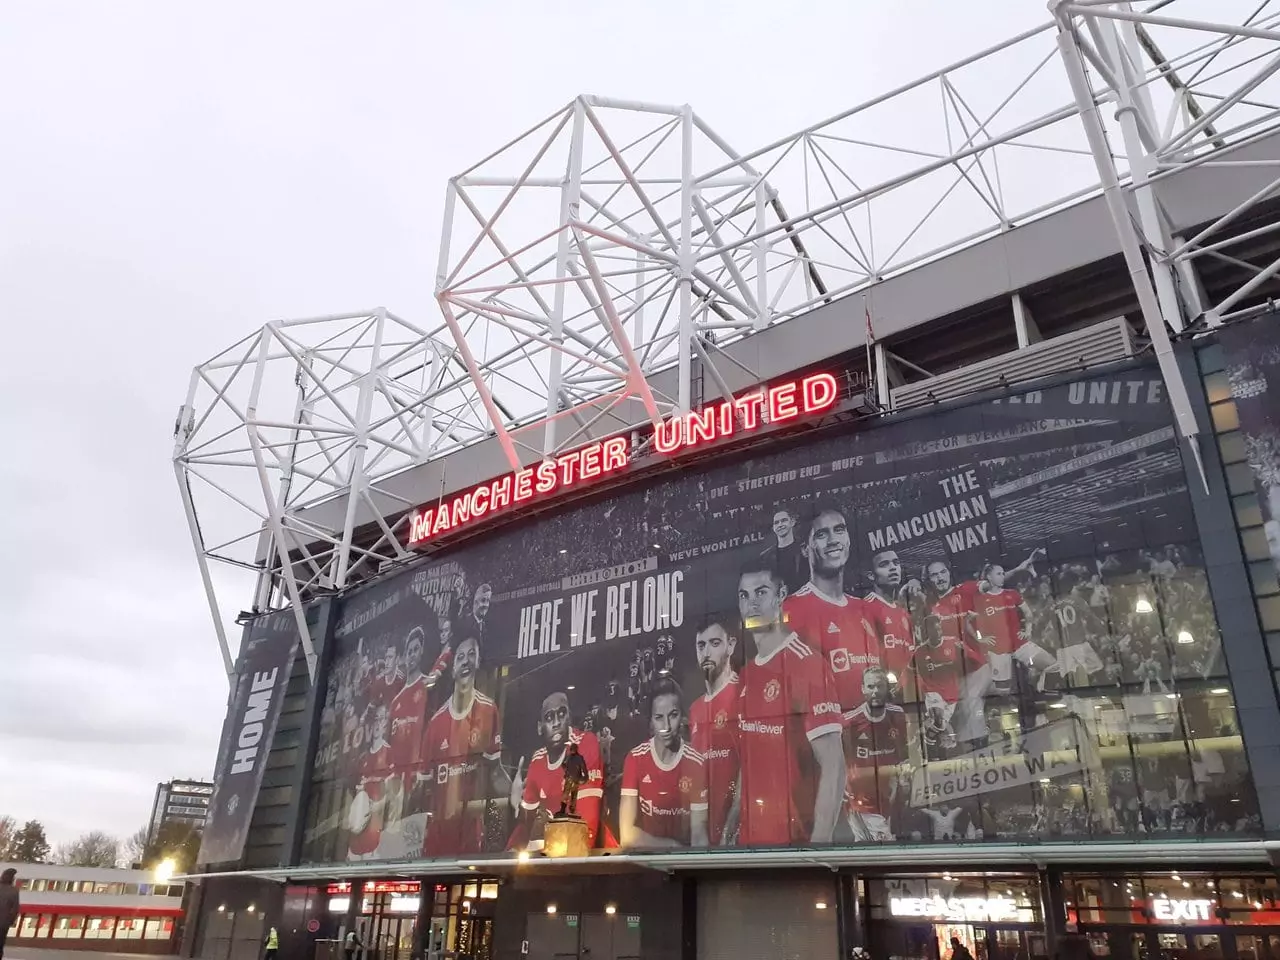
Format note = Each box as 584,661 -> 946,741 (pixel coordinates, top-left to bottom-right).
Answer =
407,373 -> 839,545
226,359 -> 1261,868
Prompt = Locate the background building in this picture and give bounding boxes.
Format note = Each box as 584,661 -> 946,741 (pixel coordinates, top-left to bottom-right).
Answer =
2,862 -> 185,954
173,5 -> 1280,960
148,780 -> 214,847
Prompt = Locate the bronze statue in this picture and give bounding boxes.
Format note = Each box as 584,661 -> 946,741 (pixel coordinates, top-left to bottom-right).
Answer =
557,742 -> 589,818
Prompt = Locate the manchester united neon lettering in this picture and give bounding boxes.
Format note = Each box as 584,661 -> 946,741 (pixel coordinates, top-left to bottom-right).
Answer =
407,372 -> 837,547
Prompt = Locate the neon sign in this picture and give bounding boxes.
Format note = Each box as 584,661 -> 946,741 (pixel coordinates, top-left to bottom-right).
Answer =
1152,898 -> 1214,922
407,372 -> 838,546
890,896 -> 1018,922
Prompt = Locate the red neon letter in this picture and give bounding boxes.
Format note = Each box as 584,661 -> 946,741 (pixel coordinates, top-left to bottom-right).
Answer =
602,436 -> 629,472
490,475 -> 512,511
557,449 -> 582,487
471,486 -> 490,520
733,393 -> 765,430
450,494 -> 472,528
409,509 -> 432,544
768,382 -> 800,423
514,468 -> 534,502
718,400 -> 734,437
579,442 -> 602,480
431,507 -> 452,536
653,417 -> 683,454
535,459 -> 557,495
686,408 -> 716,446
802,372 -> 838,413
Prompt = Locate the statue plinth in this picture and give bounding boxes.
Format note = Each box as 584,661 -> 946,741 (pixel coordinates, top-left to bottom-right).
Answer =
543,816 -> 590,858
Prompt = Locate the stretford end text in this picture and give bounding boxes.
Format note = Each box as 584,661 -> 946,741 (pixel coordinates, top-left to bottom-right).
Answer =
407,372 -> 838,546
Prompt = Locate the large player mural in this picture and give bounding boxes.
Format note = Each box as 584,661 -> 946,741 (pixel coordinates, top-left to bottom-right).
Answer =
299,363 -> 1260,863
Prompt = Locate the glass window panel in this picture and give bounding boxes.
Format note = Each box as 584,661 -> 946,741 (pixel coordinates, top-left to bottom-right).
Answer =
1235,493 -> 1264,529
1205,372 -> 1233,405
1250,563 -> 1280,597
1212,401 -> 1241,432
1201,344 -> 1225,374
1218,431 -> 1247,464
1228,462 -> 1259,496
1259,596 -> 1280,632
1243,527 -> 1272,562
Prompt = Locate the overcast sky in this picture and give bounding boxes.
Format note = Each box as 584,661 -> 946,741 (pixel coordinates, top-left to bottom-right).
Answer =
0,1 -> 1049,847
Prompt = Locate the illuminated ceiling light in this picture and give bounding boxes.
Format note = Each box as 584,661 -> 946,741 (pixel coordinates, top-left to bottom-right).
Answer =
1234,891 -> 1245,898
1050,702 -> 1067,709
943,874 -> 953,881
517,851 -> 530,863
652,544 -> 660,550
755,798 -> 765,805
567,685 -> 575,690
559,549 -> 567,554
1211,688 -> 1229,695
1135,597 -> 1154,614
605,905 -> 617,916
546,904 -> 558,915
247,905 -> 255,913
815,901 -> 828,910
1177,630 -> 1194,645
1256,901 -> 1264,910
1166,693 -> 1179,699
217,905 -> 226,913
1039,778 -> 1051,784
886,672 -> 898,683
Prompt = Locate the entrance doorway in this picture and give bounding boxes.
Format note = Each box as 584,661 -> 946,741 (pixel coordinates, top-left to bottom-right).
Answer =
368,913 -> 416,960
874,922 -> 1050,960
524,912 -> 640,960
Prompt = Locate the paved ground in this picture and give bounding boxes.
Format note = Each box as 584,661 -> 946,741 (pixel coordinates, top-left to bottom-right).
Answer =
8,950 -> 178,960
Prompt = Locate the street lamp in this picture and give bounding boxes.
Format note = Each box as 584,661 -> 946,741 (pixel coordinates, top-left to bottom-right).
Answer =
154,858 -> 178,884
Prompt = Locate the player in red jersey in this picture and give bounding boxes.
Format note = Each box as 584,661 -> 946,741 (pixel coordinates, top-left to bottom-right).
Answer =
843,667 -> 910,841
620,677 -> 710,847
420,633 -> 509,857
783,504 -> 878,713
508,692 -> 605,850
347,703 -> 394,859
863,550 -> 920,701
386,625 -> 433,823
688,619 -> 739,845
368,642 -> 403,714
726,559 -> 845,847
972,562 -> 1053,693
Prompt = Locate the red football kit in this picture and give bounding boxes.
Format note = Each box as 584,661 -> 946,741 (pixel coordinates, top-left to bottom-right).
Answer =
347,737 -> 393,857
387,676 -> 431,775
737,633 -> 843,846
863,592 -> 919,697
514,729 -> 605,846
784,585 -> 878,712
688,676 -> 739,845
843,702 -> 909,816
620,741 -> 709,845
368,675 -> 402,714
973,588 -> 1025,656
420,692 -> 502,857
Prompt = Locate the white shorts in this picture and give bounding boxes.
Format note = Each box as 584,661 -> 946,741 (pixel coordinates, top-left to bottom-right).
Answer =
1058,642 -> 1103,676
990,643 -> 1050,681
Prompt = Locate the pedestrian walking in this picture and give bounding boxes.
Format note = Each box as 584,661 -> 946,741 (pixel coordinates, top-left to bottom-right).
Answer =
265,926 -> 280,960
950,937 -> 975,960
345,925 -> 364,960
0,868 -> 20,960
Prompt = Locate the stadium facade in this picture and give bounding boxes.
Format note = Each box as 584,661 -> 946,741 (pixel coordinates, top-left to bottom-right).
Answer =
174,6 -> 1280,960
